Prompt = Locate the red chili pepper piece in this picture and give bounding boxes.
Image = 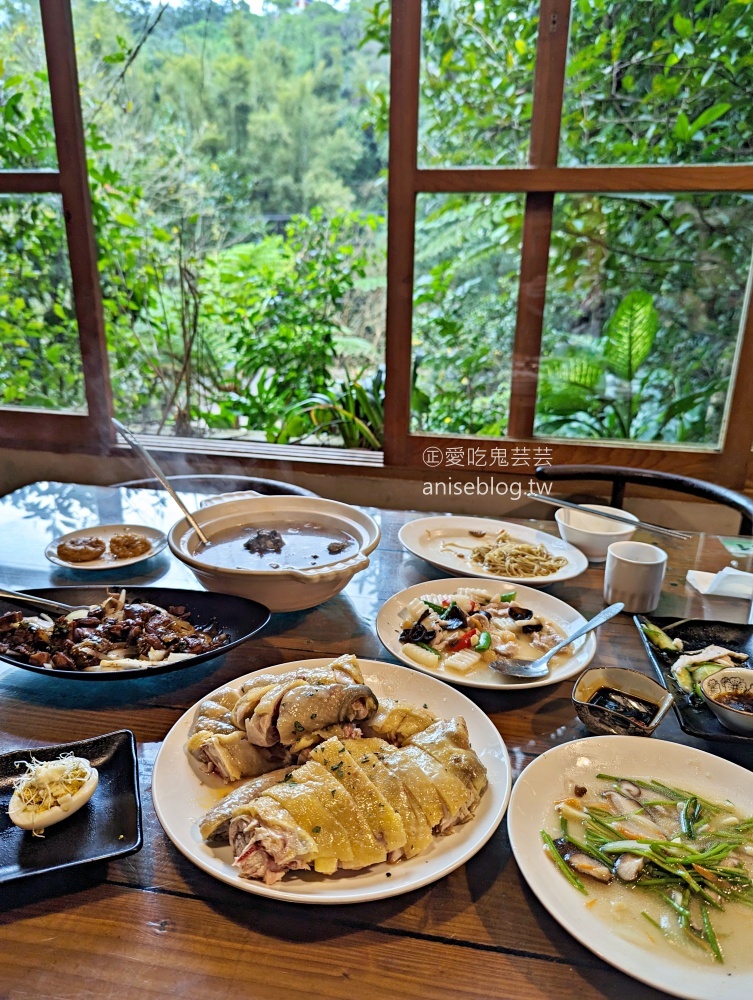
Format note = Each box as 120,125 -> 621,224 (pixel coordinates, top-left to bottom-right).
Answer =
447,629 -> 475,651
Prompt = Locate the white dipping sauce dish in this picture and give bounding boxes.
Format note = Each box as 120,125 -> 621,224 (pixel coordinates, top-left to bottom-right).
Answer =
603,540 -> 667,614
700,667 -> 753,735
555,504 -> 638,562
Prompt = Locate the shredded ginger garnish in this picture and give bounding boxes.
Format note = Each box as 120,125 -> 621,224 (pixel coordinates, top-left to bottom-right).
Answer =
13,753 -> 91,815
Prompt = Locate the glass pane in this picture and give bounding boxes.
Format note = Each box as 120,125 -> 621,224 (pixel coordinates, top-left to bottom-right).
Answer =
0,194 -> 86,411
0,4 -> 57,168
72,0 -> 387,449
561,0 -> 753,166
534,193 -> 753,445
419,0 -> 537,167
411,192 -> 525,436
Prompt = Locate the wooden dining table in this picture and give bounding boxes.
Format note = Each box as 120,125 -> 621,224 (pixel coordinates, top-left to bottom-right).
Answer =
1,479 -> 752,1000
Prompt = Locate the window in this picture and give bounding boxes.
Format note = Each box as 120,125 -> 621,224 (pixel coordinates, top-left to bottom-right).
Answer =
0,1 -> 111,452
2,1 -> 753,488
384,0 -> 753,485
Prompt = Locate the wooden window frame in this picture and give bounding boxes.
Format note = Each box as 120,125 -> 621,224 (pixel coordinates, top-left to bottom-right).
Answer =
1,0 -> 753,488
0,2 -> 112,454
384,0 -> 753,489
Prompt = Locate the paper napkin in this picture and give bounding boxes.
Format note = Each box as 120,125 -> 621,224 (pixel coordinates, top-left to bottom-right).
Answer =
686,566 -> 753,599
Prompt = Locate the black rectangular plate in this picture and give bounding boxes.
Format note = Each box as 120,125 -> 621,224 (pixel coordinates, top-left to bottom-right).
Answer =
0,586 -> 270,680
634,615 -> 753,744
0,730 -> 142,883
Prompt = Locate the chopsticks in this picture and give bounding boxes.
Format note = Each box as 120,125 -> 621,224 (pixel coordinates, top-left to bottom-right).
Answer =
113,418 -> 210,546
524,492 -> 692,541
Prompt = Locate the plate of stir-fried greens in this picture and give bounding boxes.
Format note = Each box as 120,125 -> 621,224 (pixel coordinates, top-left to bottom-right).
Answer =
508,736 -> 753,1000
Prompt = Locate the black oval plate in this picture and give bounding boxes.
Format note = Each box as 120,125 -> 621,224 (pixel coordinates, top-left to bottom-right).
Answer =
634,614 -> 753,744
0,587 -> 270,680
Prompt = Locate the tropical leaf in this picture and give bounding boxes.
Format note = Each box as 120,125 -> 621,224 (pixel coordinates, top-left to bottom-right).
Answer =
558,355 -> 603,390
603,291 -> 658,382
538,386 -> 593,416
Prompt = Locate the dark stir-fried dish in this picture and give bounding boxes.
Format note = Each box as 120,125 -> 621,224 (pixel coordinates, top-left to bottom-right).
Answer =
0,590 -> 229,671
543,773 -> 753,964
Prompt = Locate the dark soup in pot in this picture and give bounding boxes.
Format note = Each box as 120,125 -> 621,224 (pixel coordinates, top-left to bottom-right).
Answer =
193,521 -> 357,570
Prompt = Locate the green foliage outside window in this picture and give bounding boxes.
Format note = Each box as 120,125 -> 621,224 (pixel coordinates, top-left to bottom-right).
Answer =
0,0 -> 752,448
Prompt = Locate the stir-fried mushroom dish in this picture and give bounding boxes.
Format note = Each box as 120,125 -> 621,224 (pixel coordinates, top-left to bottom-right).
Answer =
0,590 -> 229,671
398,587 -> 566,676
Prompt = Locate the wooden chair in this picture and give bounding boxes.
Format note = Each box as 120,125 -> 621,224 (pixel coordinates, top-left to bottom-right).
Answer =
534,464 -> 753,536
112,474 -> 317,498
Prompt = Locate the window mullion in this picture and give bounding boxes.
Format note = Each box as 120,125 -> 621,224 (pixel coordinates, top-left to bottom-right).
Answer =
40,0 -> 113,452
717,250 -> 753,465
507,0 -> 571,439
383,0 -> 422,466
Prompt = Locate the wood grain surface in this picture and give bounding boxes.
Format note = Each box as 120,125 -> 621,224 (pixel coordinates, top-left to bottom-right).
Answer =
1,482 -> 752,1000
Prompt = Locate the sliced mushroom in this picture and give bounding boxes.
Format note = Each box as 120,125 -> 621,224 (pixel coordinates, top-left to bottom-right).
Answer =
601,790 -> 641,815
614,853 -> 645,882
554,839 -> 613,883
601,790 -> 668,840
617,780 -> 643,799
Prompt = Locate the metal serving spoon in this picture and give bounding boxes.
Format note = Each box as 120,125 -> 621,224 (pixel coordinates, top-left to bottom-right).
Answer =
112,418 -> 210,547
490,602 -> 624,678
0,587 -> 89,617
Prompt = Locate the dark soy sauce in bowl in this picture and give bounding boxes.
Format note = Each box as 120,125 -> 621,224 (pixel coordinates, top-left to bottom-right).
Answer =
714,691 -> 753,713
588,687 -> 658,727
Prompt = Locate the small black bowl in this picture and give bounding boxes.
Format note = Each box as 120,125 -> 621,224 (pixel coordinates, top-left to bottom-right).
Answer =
0,730 -> 142,883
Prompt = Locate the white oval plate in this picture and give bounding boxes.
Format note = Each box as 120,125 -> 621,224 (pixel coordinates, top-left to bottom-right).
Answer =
398,516 -> 587,587
152,657 -> 511,904
376,578 -> 596,690
507,736 -> 753,1000
45,524 -> 167,571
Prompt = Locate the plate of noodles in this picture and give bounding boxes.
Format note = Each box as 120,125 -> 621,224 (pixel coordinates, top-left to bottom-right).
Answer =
377,579 -> 595,689
398,516 -> 588,587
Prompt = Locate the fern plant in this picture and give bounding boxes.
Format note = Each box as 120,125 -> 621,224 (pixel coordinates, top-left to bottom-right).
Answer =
537,291 -> 726,441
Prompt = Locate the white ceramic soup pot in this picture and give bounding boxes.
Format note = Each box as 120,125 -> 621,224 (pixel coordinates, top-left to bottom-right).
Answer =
168,496 -> 380,613
555,504 -> 638,562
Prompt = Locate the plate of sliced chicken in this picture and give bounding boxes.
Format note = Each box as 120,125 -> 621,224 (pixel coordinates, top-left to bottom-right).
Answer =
152,654 -> 511,903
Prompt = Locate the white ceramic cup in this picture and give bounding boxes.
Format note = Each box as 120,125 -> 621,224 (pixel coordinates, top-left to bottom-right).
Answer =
604,541 -> 667,614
